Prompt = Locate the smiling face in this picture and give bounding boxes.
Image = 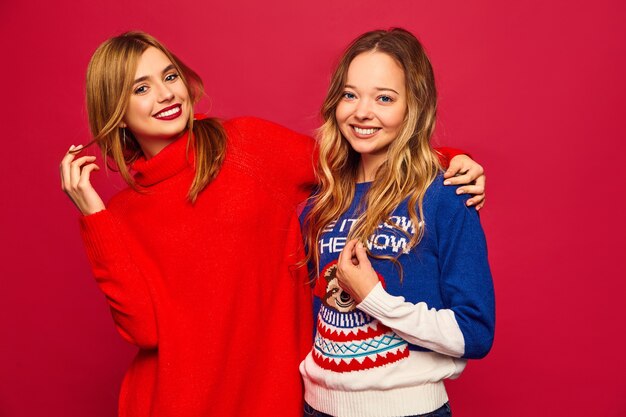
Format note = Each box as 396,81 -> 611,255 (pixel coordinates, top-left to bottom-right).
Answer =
335,51 -> 407,179
122,46 -> 191,158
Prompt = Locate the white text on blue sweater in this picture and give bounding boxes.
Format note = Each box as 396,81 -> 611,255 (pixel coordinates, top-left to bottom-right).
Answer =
319,216 -> 416,254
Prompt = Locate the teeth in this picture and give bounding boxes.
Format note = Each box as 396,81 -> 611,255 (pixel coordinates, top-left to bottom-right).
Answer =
156,106 -> 180,118
354,127 -> 379,135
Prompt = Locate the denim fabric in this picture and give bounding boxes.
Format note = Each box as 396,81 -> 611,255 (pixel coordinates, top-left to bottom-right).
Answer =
303,402 -> 451,417
407,402 -> 452,417
303,402 -> 334,417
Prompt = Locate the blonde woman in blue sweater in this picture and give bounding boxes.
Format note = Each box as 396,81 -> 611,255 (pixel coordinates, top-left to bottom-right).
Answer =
300,29 -> 495,417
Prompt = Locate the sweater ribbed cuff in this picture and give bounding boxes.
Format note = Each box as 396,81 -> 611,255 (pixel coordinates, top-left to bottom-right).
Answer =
79,210 -> 125,260
357,282 -> 402,318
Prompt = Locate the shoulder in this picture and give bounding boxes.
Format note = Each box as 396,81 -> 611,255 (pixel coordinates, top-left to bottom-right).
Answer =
224,115 -> 316,167
424,173 -> 475,224
221,117 -> 316,203
223,116 -> 281,131
223,116 -> 313,149
222,116 -> 315,161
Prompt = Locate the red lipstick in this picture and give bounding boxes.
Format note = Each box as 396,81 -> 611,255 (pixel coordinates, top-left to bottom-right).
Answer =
153,104 -> 182,120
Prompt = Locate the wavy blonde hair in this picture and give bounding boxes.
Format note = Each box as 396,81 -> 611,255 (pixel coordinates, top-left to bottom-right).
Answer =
85,31 -> 227,202
302,28 -> 442,277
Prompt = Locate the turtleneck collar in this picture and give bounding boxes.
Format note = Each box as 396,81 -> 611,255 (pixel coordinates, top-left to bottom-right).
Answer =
132,129 -> 194,187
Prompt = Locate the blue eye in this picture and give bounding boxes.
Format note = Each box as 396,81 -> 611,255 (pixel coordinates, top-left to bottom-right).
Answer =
342,91 -> 356,100
378,95 -> 394,103
134,85 -> 148,94
165,73 -> 179,82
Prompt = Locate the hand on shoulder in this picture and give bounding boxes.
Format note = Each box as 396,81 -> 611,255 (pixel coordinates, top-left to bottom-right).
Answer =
443,154 -> 486,210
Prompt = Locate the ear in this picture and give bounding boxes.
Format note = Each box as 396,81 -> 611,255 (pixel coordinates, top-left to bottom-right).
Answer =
119,122 -> 127,128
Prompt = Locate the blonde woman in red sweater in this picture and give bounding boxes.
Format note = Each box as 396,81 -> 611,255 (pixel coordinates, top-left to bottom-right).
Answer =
59,32 -> 486,417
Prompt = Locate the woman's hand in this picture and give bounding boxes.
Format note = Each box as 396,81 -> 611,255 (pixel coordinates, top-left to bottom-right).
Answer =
336,239 -> 380,304
60,145 -> 106,216
443,154 -> 486,210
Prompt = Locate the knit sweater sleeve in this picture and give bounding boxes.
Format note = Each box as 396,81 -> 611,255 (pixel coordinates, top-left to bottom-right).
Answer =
224,117 -> 316,208
79,209 -> 158,349
433,146 -> 467,168
436,189 -> 495,359
358,185 -> 495,360
357,283 -> 466,358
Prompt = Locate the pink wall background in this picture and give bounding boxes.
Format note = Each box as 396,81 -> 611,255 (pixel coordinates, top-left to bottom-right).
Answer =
1,0 -> 625,416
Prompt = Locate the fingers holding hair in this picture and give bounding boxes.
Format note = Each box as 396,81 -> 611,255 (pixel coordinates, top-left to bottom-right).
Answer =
59,144 -> 106,215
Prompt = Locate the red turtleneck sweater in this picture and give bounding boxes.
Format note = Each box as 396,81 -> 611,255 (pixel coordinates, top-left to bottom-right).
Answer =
78,117 -> 464,417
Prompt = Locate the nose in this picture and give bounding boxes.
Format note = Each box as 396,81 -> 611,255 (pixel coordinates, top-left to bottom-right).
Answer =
156,82 -> 174,103
354,98 -> 373,120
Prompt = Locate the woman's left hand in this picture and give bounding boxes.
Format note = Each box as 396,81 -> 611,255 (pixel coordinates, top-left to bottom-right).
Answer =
336,239 -> 380,304
443,154 -> 486,210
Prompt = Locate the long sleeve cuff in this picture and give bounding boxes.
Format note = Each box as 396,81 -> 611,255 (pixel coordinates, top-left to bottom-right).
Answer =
357,282 -> 399,317
79,210 -> 126,260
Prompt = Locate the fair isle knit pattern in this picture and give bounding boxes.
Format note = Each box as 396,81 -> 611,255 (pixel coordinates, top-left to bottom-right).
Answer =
313,261 -> 409,372
314,307 -> 409,372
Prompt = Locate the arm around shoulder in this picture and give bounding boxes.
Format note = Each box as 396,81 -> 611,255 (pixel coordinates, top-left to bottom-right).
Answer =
225,117 -> 316,206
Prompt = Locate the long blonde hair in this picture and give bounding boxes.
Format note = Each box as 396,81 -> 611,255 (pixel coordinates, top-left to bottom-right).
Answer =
85,31 -> 227,202
302,28 -> 442,276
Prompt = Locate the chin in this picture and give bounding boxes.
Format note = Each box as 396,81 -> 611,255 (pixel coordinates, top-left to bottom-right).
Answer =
345,140 -> 375,155
164,121 -> 188,136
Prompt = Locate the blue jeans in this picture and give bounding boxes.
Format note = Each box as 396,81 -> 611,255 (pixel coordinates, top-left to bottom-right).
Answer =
303,402 -> 452,417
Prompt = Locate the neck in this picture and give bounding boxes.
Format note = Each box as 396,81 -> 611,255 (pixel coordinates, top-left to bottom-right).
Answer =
357,154 -> 386,183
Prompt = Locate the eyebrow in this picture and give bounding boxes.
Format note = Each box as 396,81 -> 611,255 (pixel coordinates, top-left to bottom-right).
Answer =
344,84 -> 400,95
133,64 -> 177,84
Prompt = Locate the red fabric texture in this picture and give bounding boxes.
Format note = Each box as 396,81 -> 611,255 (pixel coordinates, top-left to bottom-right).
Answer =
435,146 -> 466,168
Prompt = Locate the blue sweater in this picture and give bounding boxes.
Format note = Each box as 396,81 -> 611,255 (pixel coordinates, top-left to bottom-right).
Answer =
299,175 -> 495,416
304,174 -> 495,357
